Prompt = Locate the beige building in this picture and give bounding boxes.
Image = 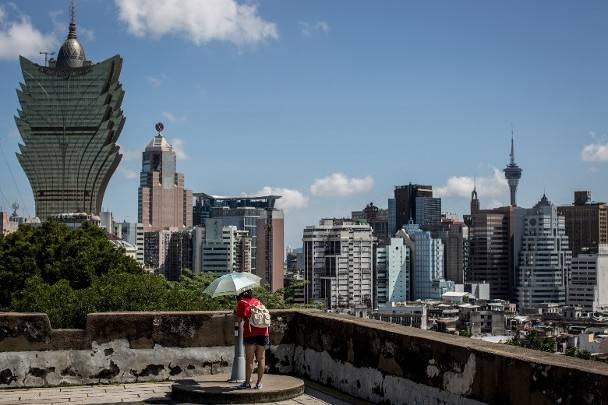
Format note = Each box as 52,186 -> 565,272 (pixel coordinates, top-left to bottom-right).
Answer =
138,130 -> 192,232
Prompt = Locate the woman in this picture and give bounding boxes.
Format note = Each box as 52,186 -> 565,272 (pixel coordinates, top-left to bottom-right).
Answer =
235,289 -> 269,389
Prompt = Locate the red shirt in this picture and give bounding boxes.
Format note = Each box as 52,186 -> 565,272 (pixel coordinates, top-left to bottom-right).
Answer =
236,297 -> 269,338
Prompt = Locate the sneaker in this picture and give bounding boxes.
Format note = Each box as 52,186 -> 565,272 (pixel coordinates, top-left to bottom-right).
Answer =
237,382 -> 251,389
255,383 -> 263,390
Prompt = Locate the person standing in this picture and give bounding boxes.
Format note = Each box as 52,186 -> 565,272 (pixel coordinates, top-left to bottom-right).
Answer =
235,289 -> 270,389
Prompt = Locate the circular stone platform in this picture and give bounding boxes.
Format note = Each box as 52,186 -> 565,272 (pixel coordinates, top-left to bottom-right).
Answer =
171,374 -> 305,404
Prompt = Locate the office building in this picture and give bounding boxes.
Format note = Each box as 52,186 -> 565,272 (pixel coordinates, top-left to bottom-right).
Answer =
415,197 -> 441,226
197,219 -> 252,274
376,237 -> 410,306
192,193 -> 284,290
394,184 -> 433,231
352,202 -> 389,245
303,219 -> 374,311
422,218 -> 466,283
516,194 -> 572,309
388,198 -> 396,236
503,136 -> 523,207
403,223 -> 446,300
138,125 -> 192,232
557,191 -> 608,257
15,9 -> 125,220
568,245 -> 608,312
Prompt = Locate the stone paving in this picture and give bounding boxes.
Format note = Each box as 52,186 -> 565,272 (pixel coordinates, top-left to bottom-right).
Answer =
0,381 -> 352,405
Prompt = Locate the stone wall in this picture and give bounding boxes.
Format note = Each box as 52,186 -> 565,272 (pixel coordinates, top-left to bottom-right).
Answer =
2,310 -> 608,405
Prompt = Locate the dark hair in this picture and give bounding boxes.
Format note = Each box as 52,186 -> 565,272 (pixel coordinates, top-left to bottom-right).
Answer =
237,289 -> 253,300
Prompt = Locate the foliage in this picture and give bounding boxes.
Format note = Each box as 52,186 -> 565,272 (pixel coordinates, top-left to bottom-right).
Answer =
506,331 -> 556,353
1,221 -> 300,328
458,329 -> 472,337
565,347 -> 592,360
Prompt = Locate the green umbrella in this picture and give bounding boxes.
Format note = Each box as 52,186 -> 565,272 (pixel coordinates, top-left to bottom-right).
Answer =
203,272 -> 262,298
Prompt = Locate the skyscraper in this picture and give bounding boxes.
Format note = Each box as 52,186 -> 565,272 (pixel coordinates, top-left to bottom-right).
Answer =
557,191 -> 608,257
352,202 -> 389,245
516,194 -> 572,309
403,223 -> 446,300
138,124 -> 192,232
394,184 -> 433,231
503,136 -> 522,207
15,6 -> 125,219
415,196 -> 441,226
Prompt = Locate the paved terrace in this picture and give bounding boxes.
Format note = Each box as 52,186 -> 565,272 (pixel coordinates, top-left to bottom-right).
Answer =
1,310 -> 608,404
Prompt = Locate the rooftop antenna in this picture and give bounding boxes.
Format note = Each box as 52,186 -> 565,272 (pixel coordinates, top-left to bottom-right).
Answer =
68,0 -> 77,39
39,51 -> 55,67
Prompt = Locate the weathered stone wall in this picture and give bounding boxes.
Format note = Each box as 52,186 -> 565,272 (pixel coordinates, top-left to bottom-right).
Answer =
286,312 -> 608,405
2,310 -> 608,405
0,311 -> 297,388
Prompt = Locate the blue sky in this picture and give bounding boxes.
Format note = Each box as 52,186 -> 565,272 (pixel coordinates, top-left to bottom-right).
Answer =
0,0 -> 607,247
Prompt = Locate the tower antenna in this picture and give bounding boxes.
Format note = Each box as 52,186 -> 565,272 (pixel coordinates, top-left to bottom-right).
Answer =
70,0 -> 76,25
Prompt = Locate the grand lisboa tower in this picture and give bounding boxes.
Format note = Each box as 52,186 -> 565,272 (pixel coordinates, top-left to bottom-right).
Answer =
15,2 -> 125,220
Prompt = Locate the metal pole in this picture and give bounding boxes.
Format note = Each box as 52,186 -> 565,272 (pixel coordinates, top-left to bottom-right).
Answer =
229,318 -> 245,382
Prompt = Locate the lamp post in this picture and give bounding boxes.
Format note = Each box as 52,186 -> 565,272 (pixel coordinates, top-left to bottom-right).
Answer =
229,317 -> 245,382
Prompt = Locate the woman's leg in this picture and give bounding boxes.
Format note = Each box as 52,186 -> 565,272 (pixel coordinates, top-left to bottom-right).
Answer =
245,344 -> 256,385
254,344 -> 266,385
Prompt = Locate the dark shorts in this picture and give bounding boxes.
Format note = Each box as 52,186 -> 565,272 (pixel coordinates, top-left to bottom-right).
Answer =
243,335 -> 270,347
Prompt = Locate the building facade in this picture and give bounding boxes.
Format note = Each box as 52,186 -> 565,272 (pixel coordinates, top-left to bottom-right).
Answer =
516,195 -> 572,309
303,219 -> 374,311
415,197 -> 441,226
568,245 -> 608,312
422,219 -> 466,284
15,13 -> 125,219
138,127 -> 192,232
376,237 -> 410,306
403,223 -> 446,300
394,184 -> 433,231
352,202 -> 389,245
115,221 -> 145,265
557,191 -> 608,257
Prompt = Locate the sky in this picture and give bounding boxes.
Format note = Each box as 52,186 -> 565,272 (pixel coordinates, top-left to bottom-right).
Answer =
0,0 -> 607,248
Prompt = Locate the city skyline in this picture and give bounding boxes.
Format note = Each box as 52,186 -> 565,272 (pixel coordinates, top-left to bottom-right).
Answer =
0,1 -> 607,247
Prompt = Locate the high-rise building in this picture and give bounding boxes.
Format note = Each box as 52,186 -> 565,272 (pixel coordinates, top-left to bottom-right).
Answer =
394,184 -> 433,231
422,218 -> 466,283
195,219 -> 252,274
352,202 -> 389,245
192,193 -> 284,290
143,228 -> 192,280
138,124 -> 192,232
557,191 -> 608,257
15,8 -> 125,219
568,245 -> 608,312
403,223 -> 447,300
503,136 -> 523,207
415,197 -> 441,226
388,198 -> 396,236
115,221 -> 145,265
303,219 -> 374,311
376,237 -> 410,306
516,195 -> 572,309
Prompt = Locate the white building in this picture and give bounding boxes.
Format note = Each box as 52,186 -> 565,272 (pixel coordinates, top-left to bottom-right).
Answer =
193,219 -> 252,274
517,194 -> 572,309
303,219 -> 374,311
403,223 -> 445,300
115,221 -> 144,265
376,237 -> 410,306
568,245 -> 608,312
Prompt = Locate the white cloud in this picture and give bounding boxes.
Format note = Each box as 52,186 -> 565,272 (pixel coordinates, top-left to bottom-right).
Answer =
168,137 -> 188,160
145,75 -> 162,87
581,141 -> 608,162
255,186 -> 309,211
0,6 -> 58,61
310,173 -> 374,197
436,168 -> 508,198
299,20 -> 330,37
119,167 -> 139,180
114,0 -> 278,46
162,111 -> 186,123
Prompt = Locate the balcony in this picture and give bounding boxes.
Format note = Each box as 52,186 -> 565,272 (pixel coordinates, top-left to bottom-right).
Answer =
1,310 -> 607,404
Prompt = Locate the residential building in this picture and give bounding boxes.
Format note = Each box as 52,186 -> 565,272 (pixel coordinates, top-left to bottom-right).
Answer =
517,194 -> 572,309
192,193 -> 284,290
352,202 -> 389,245
303,219 -> 374,311
115,222 -> 145,265
138,125 -> 192,232
394,184 -> 433,231
557,191 -> 608,257
568,245 -> 608,312
376,237 -> 410,306
415,197 -> 441,226
15,11 -> 125,219
144,228 -> 192,280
